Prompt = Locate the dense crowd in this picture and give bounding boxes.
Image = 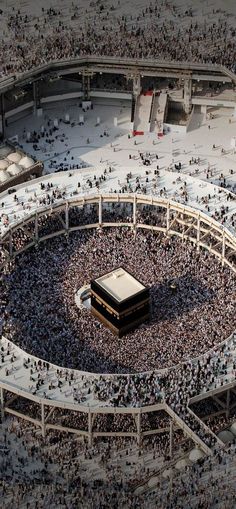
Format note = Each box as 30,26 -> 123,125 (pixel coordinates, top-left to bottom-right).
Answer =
0,0 -> 236,78
2,225 -> 236,373
0,413 -> 236,509
2,1 -> 236,506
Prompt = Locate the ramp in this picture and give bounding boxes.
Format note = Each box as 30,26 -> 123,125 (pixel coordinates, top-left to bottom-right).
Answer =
134,91 -> 153,133
150,92 -> 168,134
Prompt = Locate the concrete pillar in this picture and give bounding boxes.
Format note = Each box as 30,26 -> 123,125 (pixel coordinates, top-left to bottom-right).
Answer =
137,410 -> 141,447
41,402 -> 45,437
9,230 -> 13,258
226,390 -> 230,419
88,410 -> 93,446
65,202 -> 69,231
197,216 -> 200,251
1,94 -> 5,139
99,196 -> 102,225
166,202 -> 170,233
133,195 -> 137,226
82,72 -> 92,101
33,81 -> 41,114
169,420 -> 173,459
184,78 -> 192,115
133,74 -> 141,99
222,230 -> 225,267
0,387 -> 4,421
35,213 -> 39,242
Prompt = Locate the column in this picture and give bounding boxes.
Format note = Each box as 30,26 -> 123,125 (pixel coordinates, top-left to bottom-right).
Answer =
33,81 -> 41,114
137,410 -> 141,447
222,230 -> 225,267
166,202 -> 170,234
0,387 -> 4,421
9,230 -> 13,258
88,410 -> 93,446
41,402 -> 45,437
82,71 -> 93,100
226,390 -> 230,419
169,420 -> 173,459
184,78 -> 192,115
133,195 -> 137,226
133,74 -> 141,99
1,94 -> 5,140
35,212 -> 39,242
197,216 -> 200,251
65,202 -> 69,231
99,196 -> 102,225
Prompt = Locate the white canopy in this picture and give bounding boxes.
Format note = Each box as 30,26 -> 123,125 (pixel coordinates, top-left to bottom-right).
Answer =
162,468 -> 173,479
19,156 -> 34,169
7,151 -> 22,163
0,159 -> 9,170
7,163 -> 22,176
217,430 -> 234,443
175,458 -> 188,470
0,146 -> 11,157
189,448 -> 204,462
229,422 -> 236,436
0,171 -> 9,183
147,476 -> 158,488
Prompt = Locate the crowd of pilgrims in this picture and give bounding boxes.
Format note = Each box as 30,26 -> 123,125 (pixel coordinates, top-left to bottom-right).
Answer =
2,222 -> 236,374
1,0 -> 236,78
0,411 -> 236,509
1,1 -> 236,506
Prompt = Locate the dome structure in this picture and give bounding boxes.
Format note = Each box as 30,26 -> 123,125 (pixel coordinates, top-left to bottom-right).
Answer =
0,171 -> 9,182
7,152 -> 22,163
217,430 -> 234,443
0,146 -> 11,158
0,159 -> 9,170
162,468 -> 173,479
189,448 -> 204,462
19,156 -> 34,169
229,422 -> 236,436
7,163 -> 22,176
175,458 -> 188,470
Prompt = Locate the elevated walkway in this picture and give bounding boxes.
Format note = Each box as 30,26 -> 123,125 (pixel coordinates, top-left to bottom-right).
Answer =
165,405 -> 218,455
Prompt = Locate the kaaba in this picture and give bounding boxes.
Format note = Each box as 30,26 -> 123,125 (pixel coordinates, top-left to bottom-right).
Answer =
91,267 -> 150,337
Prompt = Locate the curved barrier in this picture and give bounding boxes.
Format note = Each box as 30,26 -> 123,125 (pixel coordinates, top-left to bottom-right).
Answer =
1,193 -> 236,451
